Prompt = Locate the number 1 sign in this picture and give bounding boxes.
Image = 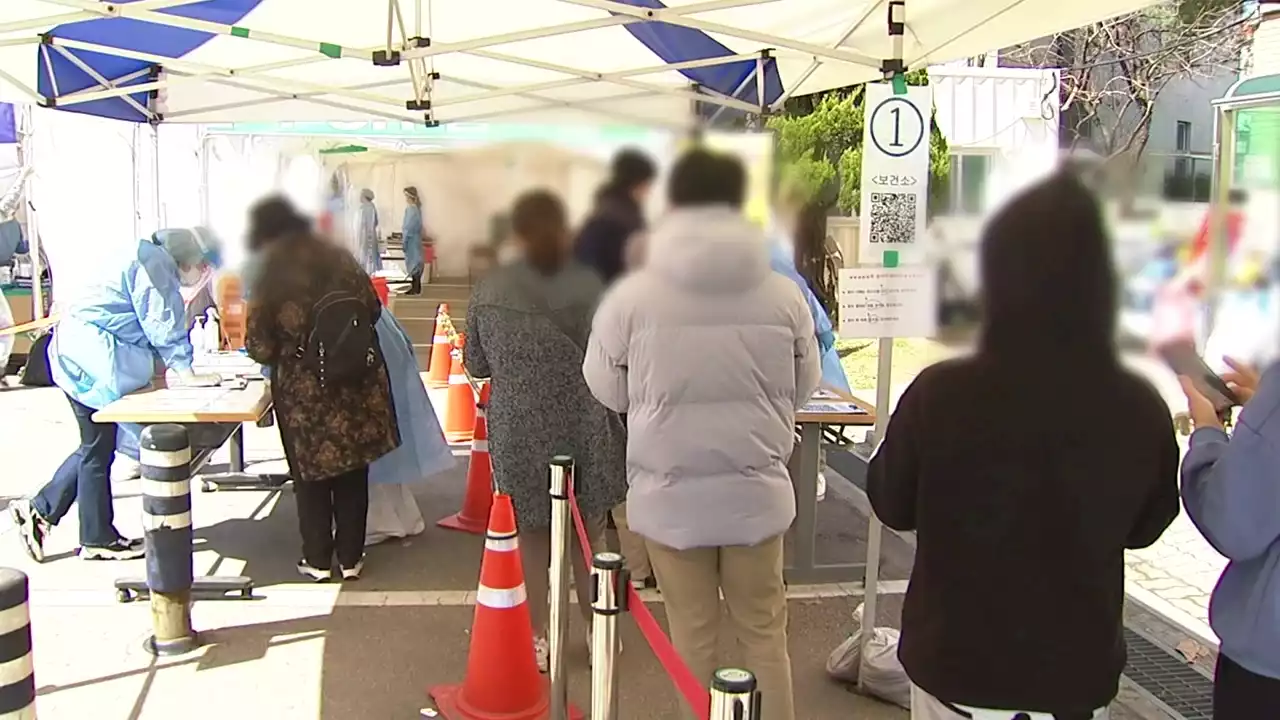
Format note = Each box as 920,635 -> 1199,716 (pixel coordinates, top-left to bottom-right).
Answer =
857,83 -> 932,266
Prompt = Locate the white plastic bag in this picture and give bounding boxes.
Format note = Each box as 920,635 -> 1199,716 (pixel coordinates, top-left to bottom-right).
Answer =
825,602 -> 911,709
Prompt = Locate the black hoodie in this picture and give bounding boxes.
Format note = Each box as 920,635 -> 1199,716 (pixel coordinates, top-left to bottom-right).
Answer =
573,187 -> 643,286
867,173 -> 1180,714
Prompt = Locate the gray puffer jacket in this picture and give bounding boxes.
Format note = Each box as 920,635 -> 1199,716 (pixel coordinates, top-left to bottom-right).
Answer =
583,206 -> 821,550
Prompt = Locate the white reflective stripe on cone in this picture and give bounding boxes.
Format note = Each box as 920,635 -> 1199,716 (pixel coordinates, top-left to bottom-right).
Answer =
471,439 -> 488,452
484,536 -> 517,552
0,653 -> 33,686
449,375 -> 467,384
433,335 -> 448,343
143,511 -> 193,531
140,447 -> 192,468
0,604 -> 29,637
141,479 -> 190,498
476,583 -> 527,609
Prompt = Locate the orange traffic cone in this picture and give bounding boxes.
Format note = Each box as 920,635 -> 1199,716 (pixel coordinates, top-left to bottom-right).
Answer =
430,495 -> 583,720
426,303 -> 453,389
443,333 -> 477,444
438,383 -> 493,534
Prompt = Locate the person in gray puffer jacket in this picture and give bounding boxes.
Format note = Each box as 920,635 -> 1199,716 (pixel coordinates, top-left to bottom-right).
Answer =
583,148 -> 820,720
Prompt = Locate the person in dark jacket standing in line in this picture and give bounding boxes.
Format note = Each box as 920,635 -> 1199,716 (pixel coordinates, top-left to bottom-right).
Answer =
244,196 -> 400,583
867,172 -> 1180,720
574,148 -> 656,285
574,148 -> 657,589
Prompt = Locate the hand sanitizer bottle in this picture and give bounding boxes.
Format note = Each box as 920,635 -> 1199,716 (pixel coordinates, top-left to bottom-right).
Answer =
204,308 -> 221,353
190,317 -> 206,356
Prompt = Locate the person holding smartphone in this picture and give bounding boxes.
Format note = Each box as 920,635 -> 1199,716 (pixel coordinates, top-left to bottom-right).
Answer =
1178,357 -> 1280,717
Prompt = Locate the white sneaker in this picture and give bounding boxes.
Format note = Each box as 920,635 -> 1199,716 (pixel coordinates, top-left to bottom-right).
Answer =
816,472 -> 828,502
296,559 -> 331,582
533,637 -> 549,673
341,558 -> 364,581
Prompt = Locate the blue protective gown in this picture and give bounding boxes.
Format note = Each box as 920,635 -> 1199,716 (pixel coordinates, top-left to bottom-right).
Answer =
49,238 -> 194,410
369,310 -> 455,484
402,205 -> 425,277
358,200 -> 382,274
768,232 -> 853,396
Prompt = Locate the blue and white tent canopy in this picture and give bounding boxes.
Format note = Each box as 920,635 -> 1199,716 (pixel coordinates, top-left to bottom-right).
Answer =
1,0 -> 1161,127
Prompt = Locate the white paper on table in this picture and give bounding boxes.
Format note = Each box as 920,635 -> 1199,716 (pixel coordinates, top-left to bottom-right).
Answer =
802,401 -> 868,415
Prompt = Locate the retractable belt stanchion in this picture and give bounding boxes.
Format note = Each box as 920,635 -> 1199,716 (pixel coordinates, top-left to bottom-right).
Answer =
709,669 -> 762,719
547,456 -> 574,720
0,568 -> 36,719
590,552 -> 627,720
136,424 -> 199,655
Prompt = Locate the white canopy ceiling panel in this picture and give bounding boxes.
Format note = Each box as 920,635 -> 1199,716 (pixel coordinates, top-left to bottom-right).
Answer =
0,0 -> 1167,126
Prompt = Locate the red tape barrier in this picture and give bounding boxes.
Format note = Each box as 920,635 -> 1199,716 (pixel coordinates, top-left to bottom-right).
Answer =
567,482 -> 712,720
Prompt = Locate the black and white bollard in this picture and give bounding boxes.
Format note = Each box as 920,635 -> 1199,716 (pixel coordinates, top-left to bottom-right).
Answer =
709,668 -> 762,720
0,569 -> 35,719
139,424 -> 199,656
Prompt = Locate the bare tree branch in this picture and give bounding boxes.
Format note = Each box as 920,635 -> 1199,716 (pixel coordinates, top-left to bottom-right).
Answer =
1003,0 -> 1249,158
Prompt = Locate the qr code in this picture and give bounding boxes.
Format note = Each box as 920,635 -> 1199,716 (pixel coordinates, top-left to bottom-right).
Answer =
868,192 -> 917,245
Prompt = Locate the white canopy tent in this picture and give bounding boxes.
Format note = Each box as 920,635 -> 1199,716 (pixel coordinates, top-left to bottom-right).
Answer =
0,0 -> 1161,128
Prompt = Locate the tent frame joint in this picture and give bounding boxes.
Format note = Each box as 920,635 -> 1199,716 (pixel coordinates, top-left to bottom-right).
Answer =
372,49 -> 402,66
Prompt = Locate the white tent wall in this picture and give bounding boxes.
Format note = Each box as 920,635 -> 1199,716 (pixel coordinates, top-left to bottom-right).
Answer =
26,107 -> 159,306
156,124 -> 206,230
329,143 -> 611,278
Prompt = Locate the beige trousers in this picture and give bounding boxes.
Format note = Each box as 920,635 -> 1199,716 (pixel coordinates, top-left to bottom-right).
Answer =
520,513 -> 607,636
611,503 -> 652,580
646,534 -> 794,720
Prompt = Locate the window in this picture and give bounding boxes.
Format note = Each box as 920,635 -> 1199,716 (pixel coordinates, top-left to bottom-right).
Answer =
1176,121 -> 1193,153
941,152 -> 994,215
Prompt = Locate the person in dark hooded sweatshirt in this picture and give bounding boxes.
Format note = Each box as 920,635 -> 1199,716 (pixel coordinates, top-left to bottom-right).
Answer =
868,171 -> 1180,720
574,148 -> 656,285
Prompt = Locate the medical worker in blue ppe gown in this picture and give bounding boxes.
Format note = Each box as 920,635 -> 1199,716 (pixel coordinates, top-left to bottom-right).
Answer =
9,228 -> 222,562
401,186 -> 426,295
358,188 -> 382,275
365,308 -> 456,544
770,198 -> 852,503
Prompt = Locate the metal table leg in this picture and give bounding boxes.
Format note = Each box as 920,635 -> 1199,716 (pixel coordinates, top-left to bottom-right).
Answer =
200,423 -> 290,492
228,425 -> 245,473
784,422 -> 867,584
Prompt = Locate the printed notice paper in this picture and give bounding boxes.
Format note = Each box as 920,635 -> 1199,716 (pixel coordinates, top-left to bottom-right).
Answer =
838,267 -> 937,339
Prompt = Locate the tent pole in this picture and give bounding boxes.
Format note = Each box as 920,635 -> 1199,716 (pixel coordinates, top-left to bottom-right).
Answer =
859,0 -> 908,693
558,0 -> 880,68
466,49 -> 762,114
17,108 -> 43,320
708,66 -> 758,126
771,5 -> 879,111
1203,106 -> 1236,346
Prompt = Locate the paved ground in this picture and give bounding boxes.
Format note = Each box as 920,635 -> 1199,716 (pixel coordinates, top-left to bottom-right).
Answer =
850,347 -> 1228,647
0,383 -> 921,719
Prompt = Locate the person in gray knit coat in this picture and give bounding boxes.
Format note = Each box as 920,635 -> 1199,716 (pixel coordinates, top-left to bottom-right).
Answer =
464,188 -> 628,668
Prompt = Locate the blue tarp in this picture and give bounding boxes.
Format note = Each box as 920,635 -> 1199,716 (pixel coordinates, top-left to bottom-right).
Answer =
33,0 -> 780,124
0,104 -> 15,144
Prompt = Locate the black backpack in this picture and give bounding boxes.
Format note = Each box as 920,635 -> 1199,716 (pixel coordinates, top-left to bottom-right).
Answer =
298,290 -> 377,386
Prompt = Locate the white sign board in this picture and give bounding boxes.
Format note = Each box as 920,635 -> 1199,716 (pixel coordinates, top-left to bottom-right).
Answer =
838,267 -> 937,339
857,83 -> 932,265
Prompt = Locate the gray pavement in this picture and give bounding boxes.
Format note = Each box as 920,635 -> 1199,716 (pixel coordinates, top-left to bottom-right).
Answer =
0,383 -> 914,719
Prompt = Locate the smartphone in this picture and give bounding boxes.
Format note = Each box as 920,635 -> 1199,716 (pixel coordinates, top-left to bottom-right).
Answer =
1157,341 -> 1241,412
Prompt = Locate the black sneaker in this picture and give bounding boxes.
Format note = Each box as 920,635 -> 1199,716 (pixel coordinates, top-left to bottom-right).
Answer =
9,499 -> 48,563
297,559 -> 331,582
79,540 -> 145,561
